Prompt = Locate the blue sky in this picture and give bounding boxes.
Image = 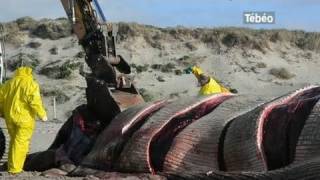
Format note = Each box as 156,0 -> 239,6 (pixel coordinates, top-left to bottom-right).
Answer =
0,0 -> 319,31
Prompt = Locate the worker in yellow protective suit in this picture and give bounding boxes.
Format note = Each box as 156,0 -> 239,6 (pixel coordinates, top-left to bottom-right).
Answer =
186,66 -> 229,95
0,66 -> 47,174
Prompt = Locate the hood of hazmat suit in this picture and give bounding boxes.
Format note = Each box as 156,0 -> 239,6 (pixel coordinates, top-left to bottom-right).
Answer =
199,77 -> 225,95
191,66 -> 204,79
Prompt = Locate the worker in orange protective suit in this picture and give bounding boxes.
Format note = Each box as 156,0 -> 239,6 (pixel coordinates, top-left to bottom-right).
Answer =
0,66 -> 47,174
185,66 -> 230,95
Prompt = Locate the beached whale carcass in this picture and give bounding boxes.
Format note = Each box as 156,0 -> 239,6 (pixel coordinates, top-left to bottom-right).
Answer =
22,86 -> 320,180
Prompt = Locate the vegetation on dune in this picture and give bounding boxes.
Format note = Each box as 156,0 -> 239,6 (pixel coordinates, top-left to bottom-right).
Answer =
2,18 -> 320,52
131,63 -> 149,73
117,23 -> 320,52
40,59 -> 82,79
32,18 -> 71,40
1,22 -> 26,46
185,41 -> 198,51
74,51 -> 86,59
1,17 -> 71,44
27,41 -> 42,49
8,53 -> 40,70
49,46 -> 58,55
160,63 -> 176,73
269,67 -> 295,80
256,62 -> 267,69
157,76 -> 165,82
41,88 -> 70,104
151,63 -> 177,73
15,16 -> 38,31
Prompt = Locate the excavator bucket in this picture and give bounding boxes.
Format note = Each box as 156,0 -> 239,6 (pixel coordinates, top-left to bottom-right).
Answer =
110,86 -> 145,111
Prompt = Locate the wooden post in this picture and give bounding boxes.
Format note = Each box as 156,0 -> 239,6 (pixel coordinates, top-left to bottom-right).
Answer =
53,96 -> 57,120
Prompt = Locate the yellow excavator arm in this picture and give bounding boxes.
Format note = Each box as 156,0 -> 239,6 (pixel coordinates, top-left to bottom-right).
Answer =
60,0 -> 144,111
60,0 -> 132,81
60,0 -> 87,41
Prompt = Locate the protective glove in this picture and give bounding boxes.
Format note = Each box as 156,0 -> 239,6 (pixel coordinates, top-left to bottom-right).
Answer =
184,66 -> 193,74
42,116 -> 48,122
